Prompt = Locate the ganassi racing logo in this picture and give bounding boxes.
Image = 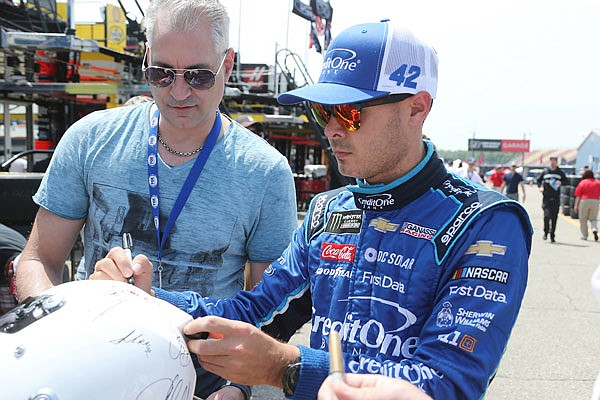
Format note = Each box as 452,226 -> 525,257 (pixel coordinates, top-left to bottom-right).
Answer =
313,295 -> 418,359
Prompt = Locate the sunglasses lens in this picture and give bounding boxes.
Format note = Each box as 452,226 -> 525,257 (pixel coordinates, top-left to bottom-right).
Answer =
310,103 -> 331,128
310,103 -> 361,131
185,70 -> 216,90
145,67 -> 174,87
333,104 -> 360,132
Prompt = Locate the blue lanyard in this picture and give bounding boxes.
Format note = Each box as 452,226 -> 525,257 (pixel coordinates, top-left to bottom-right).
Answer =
147,104 -> 222,287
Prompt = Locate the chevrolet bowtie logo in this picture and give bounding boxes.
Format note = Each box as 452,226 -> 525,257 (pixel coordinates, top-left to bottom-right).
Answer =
369,218 -> 399,233
465,240 -> 506,257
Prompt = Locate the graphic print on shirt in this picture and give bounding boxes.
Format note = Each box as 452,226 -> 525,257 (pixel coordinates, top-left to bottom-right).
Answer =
89,183 -> 231,294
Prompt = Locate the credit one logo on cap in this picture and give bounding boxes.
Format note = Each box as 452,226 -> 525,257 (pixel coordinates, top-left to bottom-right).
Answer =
322,48 -> 358,72
321,242 -> 356,262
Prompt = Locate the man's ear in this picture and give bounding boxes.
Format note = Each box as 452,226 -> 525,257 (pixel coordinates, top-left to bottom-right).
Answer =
408,91 -> 433,126
223,48 -> 235,81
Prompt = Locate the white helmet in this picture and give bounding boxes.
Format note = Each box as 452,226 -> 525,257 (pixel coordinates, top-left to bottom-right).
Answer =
0,280 -> 196,400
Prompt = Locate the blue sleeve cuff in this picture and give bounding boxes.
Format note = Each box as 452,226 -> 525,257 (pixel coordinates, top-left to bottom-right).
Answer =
153,287 -> 199,316
290,345 -> 329,400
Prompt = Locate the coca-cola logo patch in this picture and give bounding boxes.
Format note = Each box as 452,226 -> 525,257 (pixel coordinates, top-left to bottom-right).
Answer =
321,242 -> 356,262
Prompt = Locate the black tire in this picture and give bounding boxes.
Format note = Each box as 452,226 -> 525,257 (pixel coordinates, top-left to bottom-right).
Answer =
568,175 -> 581,187
569,196 -> 576,208
570,209 -> 579,219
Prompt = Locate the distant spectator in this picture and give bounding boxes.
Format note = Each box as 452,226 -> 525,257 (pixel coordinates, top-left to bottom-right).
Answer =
502,164 -> 526,202
456,157 -> 484,186
8,157 -> 27,172
536,155 -> 567,242
235,115 -> 268,139
0,223 -> 26,315
573,169 -> 600,241
489,165 -> 505,191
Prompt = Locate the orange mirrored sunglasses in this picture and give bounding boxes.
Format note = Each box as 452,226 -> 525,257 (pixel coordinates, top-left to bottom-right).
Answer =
309,94 -> 413,132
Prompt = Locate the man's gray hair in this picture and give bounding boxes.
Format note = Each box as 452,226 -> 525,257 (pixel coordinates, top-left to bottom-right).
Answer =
144,0 -> 229,53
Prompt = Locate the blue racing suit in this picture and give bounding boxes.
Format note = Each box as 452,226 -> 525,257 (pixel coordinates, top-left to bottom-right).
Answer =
157,142 -> 533,400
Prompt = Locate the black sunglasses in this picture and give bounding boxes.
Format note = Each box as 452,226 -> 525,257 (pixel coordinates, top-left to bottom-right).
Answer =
309,94 -> 414,132
142,48 -> 228,91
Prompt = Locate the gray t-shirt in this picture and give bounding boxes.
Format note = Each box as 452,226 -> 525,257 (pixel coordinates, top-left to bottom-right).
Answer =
34,102 -> 298,298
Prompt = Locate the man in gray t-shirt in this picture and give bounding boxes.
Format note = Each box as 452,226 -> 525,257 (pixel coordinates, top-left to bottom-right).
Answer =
16,0 -> 298,398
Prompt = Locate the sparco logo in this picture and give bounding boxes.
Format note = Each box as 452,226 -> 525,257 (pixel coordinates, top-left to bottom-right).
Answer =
321,242 -> 356,262
357,194 -> 395,210
440,202 -> 481,244
322,48 -> 358,72
310,194 -> 328,230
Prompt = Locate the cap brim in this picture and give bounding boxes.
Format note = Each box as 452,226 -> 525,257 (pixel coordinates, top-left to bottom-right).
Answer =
277,82 -> 389,106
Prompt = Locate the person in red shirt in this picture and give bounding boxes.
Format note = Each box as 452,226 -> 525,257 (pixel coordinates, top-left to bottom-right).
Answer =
489,165 -> 505,191
574,169 -> 600,241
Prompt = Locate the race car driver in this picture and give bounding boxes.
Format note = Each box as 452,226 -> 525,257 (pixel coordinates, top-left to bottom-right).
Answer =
92,20 -> 533,400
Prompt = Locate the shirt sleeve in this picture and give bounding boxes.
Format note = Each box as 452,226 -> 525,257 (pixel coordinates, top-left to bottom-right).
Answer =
246,157 -> 298,262
33,116 -> 91,219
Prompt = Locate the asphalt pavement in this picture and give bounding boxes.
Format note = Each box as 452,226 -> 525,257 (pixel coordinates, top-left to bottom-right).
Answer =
251,184 -> 600,399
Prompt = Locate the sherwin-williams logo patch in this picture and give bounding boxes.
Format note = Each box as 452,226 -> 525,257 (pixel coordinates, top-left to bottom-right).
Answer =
368,218 -> 399,233
464,240 -> 506,257
325,210 -> 362,234
321,242 -> 356,262
452,266 -> 509,284
400,222 -> 437,240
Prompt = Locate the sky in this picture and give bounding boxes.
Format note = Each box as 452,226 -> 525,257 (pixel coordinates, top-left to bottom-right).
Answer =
76,0 -> 600,151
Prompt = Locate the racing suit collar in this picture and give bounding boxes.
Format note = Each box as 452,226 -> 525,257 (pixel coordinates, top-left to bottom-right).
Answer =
348,140 -> 448,211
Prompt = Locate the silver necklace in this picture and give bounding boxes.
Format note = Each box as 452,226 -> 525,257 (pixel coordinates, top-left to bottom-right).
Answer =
158,134 -> 202,157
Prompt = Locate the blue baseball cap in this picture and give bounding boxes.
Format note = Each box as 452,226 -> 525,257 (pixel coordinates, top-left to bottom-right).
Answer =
278,20 -> 438,106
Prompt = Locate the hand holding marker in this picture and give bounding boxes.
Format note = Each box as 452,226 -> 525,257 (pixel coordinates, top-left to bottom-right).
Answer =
122,233 -> 134,285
